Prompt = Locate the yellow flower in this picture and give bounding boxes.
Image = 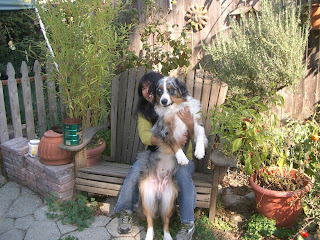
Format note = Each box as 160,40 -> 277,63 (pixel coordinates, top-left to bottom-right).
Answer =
24,0 -> 31,3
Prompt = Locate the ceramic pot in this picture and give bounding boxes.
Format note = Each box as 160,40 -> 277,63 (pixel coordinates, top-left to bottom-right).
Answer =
86,139 -> 106,167
311,4 -> 320,30
38,130 -> 73,165
249,168 -> 312,228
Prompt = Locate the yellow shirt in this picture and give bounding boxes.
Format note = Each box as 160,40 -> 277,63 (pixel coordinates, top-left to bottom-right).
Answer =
137,114 -> 193,159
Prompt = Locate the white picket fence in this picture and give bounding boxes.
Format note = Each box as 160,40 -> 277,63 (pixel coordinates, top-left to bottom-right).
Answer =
0,61 -> 61,144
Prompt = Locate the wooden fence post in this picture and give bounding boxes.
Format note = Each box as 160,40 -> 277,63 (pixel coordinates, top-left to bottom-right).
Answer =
7,62 -> 23,138
34,60 -> 47,137
21,61 -> 36,139
46,62 -> 58,127
0,75 -> 9,143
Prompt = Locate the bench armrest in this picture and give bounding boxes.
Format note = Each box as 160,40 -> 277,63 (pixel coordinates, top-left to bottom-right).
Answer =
59,122 -> 110,152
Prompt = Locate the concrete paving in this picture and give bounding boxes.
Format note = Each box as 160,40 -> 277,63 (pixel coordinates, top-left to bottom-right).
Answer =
0,179 -> 146,240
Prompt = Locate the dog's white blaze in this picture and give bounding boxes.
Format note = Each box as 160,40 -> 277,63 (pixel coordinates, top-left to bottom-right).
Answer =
160,77 -> 172,106
145,227 -> 154,240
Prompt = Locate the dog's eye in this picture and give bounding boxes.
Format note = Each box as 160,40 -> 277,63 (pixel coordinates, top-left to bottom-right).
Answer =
168,88 -> 176,95
157,89 -> 163,95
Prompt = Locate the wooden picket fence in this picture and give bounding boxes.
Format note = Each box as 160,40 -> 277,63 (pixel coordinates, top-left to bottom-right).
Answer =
0,61 -> 60,144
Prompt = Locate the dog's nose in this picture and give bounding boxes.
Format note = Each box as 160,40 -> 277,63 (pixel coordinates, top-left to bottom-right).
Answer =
161,99 -> 168,106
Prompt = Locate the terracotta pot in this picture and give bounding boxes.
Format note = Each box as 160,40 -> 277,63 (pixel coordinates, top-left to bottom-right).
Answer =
311,4 -> 320,30
51,125 -> 63,134
38,130 -> 73,165
86,139 -> 106,167
249,168 -> 312,228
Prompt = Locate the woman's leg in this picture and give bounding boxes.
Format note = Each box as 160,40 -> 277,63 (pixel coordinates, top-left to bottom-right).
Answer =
174,160 -> 196,223
114,159 -> 143,213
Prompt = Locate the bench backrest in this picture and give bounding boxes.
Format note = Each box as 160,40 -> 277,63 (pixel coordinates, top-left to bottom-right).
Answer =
109,66 -> 228,173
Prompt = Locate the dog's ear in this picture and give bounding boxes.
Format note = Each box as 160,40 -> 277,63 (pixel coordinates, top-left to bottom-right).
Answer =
174,78 -> 189,98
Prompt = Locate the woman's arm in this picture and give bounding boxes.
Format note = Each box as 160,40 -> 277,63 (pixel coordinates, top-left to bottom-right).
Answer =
137,114 -> 154,146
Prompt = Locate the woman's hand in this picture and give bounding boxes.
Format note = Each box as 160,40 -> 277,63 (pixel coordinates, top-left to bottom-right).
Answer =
178,133 -> 188,147
177,107 -> 194,137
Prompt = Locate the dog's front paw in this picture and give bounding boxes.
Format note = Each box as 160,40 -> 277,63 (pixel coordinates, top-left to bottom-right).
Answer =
175,149 -> 189,165
194,142 -> 205,159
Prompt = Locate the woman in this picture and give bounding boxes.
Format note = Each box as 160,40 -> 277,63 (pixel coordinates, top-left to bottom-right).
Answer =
115,72 -> 197,240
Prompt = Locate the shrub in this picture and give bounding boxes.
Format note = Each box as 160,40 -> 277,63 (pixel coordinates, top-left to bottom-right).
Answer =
205,0 -> 309,100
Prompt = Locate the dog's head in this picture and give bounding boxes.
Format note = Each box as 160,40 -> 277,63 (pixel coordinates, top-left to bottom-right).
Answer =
149,77 -> 189,107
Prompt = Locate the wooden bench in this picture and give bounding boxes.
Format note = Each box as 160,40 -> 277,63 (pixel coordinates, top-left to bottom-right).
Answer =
67,66 -> 236,221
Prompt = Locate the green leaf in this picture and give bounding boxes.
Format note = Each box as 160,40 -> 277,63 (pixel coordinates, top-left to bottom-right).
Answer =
245,157 -> 253,175
232,138 -> 243,152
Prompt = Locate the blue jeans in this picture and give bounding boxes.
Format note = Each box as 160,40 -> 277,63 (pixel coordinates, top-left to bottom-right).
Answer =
114,158 -> 197,223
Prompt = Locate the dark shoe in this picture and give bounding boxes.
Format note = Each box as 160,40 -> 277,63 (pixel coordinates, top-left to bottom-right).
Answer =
118,211 -> 133,234
175,222 -> 195,240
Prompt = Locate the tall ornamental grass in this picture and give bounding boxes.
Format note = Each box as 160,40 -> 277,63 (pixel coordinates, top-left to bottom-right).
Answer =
35,0 -> 133,128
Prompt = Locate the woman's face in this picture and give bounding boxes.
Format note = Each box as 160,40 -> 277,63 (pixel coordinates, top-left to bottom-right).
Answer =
141,82 -> 153,103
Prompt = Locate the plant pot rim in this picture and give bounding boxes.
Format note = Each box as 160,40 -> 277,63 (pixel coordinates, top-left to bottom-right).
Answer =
87,139 -> 106,154
44,130 -> 63,138
62,118 -> 82,125
249,167 -> 313,198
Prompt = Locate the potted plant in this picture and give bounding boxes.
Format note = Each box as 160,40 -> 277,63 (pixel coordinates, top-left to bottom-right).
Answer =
205,0 -> 312,227
34,0 -> 133,164
210,96 -> 314,228
35,0 -> 132,128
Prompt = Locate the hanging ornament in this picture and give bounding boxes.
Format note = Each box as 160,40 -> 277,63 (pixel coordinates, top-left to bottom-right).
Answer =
185,3 -> 209,31
8,40 -> 16,51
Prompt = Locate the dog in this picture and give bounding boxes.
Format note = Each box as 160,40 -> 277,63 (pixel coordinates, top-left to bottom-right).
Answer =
138,76 -> 208,240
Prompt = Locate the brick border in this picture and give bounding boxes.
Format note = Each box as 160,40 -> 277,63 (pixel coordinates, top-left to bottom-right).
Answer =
0,138 -> 75,201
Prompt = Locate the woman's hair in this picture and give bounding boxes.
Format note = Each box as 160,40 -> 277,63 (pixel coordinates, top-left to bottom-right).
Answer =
135,72 -> 164,124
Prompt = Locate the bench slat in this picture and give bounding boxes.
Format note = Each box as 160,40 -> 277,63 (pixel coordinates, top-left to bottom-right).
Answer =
76,178 -> 122,191
77,172 -> 124,184
76,185 -> 119,197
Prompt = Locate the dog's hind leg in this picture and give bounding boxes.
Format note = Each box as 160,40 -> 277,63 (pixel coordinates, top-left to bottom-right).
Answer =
139,176 -> 157,240
160,182 -> 178,240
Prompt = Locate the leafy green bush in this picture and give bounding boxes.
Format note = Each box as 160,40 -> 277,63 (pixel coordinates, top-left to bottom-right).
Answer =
210,96 -> 285,175
242,214 -> 277,239
205,0 -> 309,100
242,214 -> 294,239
